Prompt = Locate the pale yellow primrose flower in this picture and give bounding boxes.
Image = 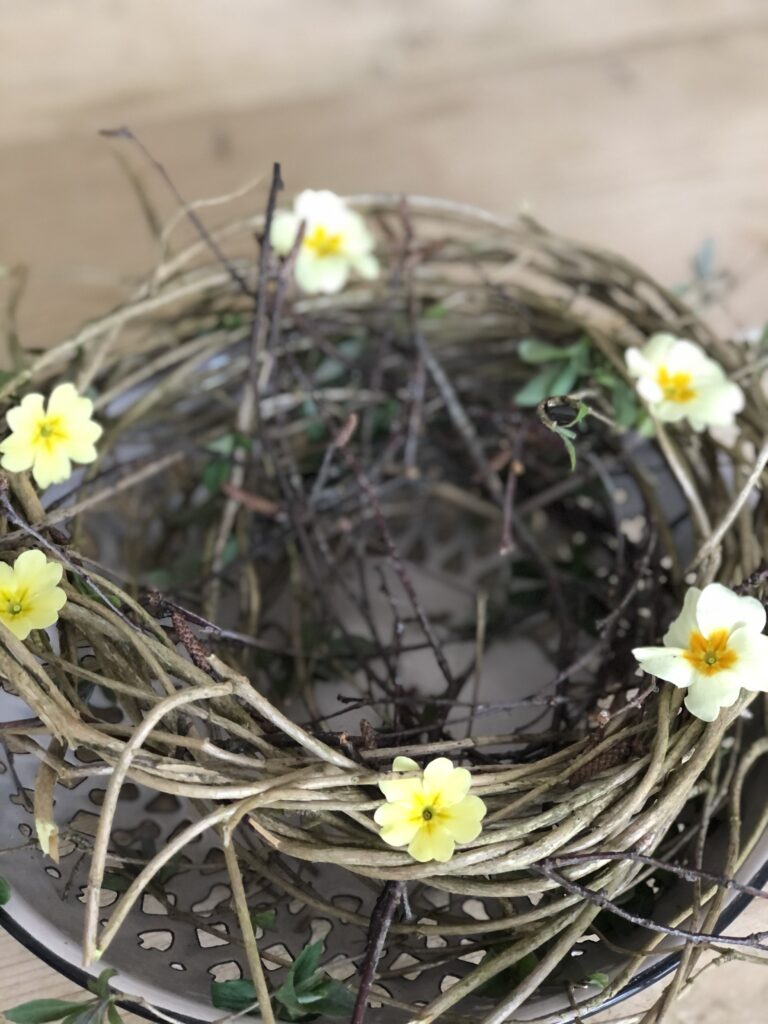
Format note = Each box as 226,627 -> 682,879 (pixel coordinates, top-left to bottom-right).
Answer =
374,756 -> 486,863
0,549 -> 67,640
270,190 -> 379,295
633,584 -> 768,722
625,333 -> 744,431
0,383 -> 103,489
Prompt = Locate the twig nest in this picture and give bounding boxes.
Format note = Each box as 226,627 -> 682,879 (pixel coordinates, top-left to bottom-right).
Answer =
0,188 -> 766,1021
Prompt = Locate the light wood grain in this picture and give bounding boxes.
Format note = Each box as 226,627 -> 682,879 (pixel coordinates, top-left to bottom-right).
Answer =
0,0 -> 767,1018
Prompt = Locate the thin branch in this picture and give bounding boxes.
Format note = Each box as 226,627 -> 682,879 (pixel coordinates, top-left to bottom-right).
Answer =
350,881 -> 406,1024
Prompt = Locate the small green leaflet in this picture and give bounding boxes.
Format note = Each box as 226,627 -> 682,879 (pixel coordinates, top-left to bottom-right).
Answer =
4,970 -> 124,1024
210,941 -> 354,1020
477,950 -> 539,999
543,401 -> 591,471
4,1002 -> 85,1024
586,971 -> 610,991
515,337 -> 590,408
250,908 -> 277,930
210,980 -> 260,1013
0,875 -> 10,904
86,970 -> 117,1001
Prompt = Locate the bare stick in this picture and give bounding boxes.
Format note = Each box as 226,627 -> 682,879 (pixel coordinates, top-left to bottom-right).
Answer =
350,881 -> 406,1024
222,834 -> 276,1024
534,864 -> 768,952
99,126 -> 253,297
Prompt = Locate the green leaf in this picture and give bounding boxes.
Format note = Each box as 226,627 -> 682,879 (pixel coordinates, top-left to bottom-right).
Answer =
423,302 -> 448,320
210,980 -> 257,1013
219,535 -> 240,570
69,576 -> 123,610
290,942 -> 323,990
547,358 -> 580,397
4,1001 -> 84,1024
477,951 -> 539,999
307,982 -> 355,1017
514,363 -> 563,407
201,457 -> 231,494
57,1003 -> 104,1024
637,413 -> 656,437
0,875 -> 10,905
313,358 -> 346,385
205,432 -> 250,457
366,399 -> 400,437
610,377 -> 640,427
106,1005 -> 123,1024
274,942 -> 353,1020
554,427 -> 578,471
87,970 -> 117,1001
251,908 -> 277,930
518,339 -> 570,363
220,311 -> 244,330
586,971 -> 610,991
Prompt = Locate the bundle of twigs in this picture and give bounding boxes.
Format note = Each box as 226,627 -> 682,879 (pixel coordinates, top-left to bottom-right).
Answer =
1,151 -> 767,1024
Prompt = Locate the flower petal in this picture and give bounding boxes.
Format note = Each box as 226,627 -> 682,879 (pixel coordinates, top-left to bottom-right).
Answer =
374,804 -> 422,847
17,590 -> 67,630
13,549 -> 63,595
440,795 -> 486,843
294,252 -> 349,294
340,210 -> 376,256
352,252 -> 380,280
294,189 -> 347,225
408,826 -> 455,863
0,434 -> 35,473
635,376 -> 664,404
642,333 -> 679,362
0,562 -> 14,590
392,756 -> 420,773
663,587 -> 701,647
689,381 -> 744,421
625,347 -> 649,379
31,447 -> 73,489
5,393 -> 45,436
632,646 -> 695,687
379,775 -> 422,803
683,677 -> 740,722
62,440 -> 99,465
695,583 -> 766,637
0,610 -> 33,640
663,339 -> 716,376
47,382 -> 93,421
726,629 -> 768,692
422,758 -> 469,806
270,211 -> 301,255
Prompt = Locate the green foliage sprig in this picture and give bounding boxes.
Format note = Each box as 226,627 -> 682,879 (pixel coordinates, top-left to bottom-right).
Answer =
4,971 -> 125,1024
210,941 -> 355,1021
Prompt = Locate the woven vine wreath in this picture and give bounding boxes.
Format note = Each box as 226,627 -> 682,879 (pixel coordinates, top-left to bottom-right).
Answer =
1,161 -> 767,1024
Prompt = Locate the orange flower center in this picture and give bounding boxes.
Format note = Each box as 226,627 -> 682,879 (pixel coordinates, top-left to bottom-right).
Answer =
657,366 -> 696,404
304,225 -> 344,258
683,628 -> 738,676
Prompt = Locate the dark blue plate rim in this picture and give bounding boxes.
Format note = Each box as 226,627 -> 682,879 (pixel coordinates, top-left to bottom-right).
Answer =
2,853 -> 767,1024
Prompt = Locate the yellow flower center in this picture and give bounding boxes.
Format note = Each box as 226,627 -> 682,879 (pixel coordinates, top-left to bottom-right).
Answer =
7,601 -> 23,616
683,628 -> 738,677
657,366 -> 696,404
421,807 -> 434,821
304,225 -> 344,258
34,415 -> 68,450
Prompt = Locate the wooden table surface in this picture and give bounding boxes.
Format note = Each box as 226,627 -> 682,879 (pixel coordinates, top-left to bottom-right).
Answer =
1,0 -> 767,1019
